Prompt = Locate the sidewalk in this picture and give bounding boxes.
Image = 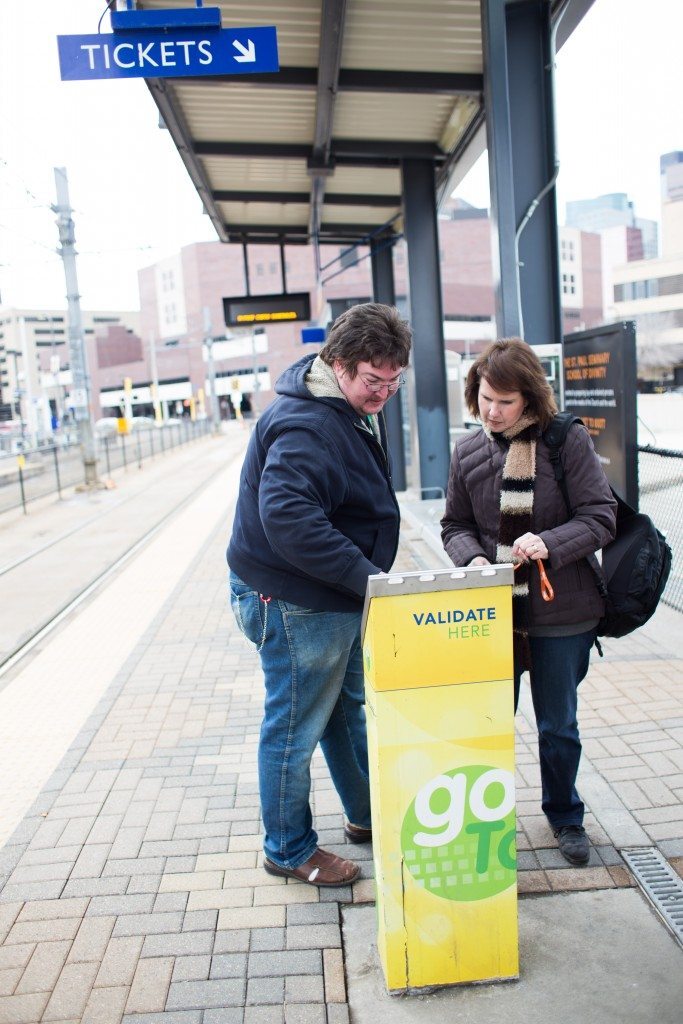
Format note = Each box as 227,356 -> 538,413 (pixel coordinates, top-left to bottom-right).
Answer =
0,455 -> 681,1023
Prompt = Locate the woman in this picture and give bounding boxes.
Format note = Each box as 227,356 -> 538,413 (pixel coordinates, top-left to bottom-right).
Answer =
441,338 -> 616,866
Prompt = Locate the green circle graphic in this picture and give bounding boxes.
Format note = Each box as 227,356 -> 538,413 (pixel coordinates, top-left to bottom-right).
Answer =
400,765 -> 516,903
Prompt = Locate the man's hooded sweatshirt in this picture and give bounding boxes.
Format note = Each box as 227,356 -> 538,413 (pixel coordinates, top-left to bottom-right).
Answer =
227,353 -> 400,612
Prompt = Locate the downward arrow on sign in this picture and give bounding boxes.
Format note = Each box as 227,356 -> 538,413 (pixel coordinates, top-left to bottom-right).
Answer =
233,39 -> 256,62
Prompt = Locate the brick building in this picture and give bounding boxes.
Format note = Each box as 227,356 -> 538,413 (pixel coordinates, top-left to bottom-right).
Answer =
2,203 -> 605,430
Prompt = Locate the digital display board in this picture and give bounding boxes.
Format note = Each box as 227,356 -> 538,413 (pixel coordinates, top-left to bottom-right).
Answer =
223,292 -> 310,327
563,321 -> 638,507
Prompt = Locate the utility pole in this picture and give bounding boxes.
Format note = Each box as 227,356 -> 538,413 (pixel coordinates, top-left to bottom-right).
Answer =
149,331 -> 162,423
203,306 -> 221,434
18,316 -> 38,445
7,349 -> 25,448
251,330 -> 261,417
52,167 -> 99,487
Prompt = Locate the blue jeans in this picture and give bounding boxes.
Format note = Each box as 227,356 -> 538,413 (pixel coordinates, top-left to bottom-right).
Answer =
229,572 -> 371,868
514,630 -> 595,829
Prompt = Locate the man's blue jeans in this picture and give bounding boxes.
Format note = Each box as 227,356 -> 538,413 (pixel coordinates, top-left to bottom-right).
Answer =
229,572 -> 371,869
514,630 -> 595,829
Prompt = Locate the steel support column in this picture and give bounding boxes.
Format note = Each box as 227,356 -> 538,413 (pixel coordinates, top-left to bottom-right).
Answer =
482,0 -> 562,345
401,159 -> 450,496
371,237 -> 406,491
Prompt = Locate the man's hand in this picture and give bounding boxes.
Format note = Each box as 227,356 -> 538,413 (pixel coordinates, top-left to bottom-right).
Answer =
469,556 -> 491,567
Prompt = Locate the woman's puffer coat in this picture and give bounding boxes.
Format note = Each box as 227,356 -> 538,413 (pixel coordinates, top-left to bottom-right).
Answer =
440,422 -> 617,628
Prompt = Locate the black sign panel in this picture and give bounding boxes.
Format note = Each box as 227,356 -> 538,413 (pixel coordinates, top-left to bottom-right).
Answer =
563,321 -> 638,508
223,292 -> 310,327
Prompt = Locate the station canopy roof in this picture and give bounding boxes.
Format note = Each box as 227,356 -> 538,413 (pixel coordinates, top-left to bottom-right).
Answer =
143,0 -> 589,247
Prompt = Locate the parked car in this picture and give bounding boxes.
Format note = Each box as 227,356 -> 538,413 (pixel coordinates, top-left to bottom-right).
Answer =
130,416 -> 155,431
95,417 -> 120,437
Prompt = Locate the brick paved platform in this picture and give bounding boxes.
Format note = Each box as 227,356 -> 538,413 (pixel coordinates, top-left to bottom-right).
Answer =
0,459 -> 681,1022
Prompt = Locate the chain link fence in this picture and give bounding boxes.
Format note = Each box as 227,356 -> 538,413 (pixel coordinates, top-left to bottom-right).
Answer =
0,420 -> 212,515
638,445 -> 683,613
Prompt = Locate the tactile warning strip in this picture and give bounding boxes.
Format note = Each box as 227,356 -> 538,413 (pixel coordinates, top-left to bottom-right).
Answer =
622,847 -> 683,948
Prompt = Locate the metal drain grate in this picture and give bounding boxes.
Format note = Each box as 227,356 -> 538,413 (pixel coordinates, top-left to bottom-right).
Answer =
622,848 -> 683,947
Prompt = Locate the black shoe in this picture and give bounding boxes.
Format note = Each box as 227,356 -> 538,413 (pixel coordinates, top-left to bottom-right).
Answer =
554,825 -> 590,866
344,821 -> 372,844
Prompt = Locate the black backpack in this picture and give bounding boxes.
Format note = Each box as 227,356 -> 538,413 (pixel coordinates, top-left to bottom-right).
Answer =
542,413 -> 672,639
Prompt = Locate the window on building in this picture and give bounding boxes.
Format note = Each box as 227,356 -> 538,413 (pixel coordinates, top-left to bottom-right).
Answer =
658,274 -> 683,296
561,273 -> 576,296
256,263 -> 264,276
614,277 -> 669,302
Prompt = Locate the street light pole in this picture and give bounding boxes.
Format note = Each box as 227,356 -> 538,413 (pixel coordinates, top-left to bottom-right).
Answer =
203,306 -> 221,434
17,316 -> 38,445
52,166 -> 99,487
251,330 -> 261,417
7,349 -> 26,448
149,331 -> 162,423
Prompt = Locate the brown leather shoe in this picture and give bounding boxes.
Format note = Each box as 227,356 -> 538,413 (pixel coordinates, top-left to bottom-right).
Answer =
344,821 -> 372,844
263,847 -> 360,887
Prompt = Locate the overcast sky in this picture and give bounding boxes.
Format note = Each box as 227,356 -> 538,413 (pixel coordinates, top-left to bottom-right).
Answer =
1,0 -> 681,312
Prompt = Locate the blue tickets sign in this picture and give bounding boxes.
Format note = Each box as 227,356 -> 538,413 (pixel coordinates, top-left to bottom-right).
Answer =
57,26 -> 279,81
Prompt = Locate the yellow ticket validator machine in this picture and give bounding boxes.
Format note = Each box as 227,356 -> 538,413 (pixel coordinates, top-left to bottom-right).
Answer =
362,565 -> 517,993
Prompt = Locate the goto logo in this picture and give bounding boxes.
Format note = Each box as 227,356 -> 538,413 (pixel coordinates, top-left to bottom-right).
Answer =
400,765 -> 516,902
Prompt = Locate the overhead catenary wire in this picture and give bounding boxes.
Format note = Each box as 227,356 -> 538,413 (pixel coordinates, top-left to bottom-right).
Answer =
0,158 -> 54,212
97,0 -> 117,35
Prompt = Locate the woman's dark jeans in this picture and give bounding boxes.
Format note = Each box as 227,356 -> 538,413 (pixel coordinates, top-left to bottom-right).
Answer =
515,630 -> 596,829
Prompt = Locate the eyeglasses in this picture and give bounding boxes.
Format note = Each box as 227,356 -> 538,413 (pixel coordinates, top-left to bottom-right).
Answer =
357,372 -> 406,394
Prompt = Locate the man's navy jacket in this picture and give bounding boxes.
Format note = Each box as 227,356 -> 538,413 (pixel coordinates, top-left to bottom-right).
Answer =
227,354 -> 400,612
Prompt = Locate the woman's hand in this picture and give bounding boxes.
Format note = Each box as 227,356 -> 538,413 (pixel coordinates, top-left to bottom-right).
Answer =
469,556 -> 491,567
512,533 -> 548,561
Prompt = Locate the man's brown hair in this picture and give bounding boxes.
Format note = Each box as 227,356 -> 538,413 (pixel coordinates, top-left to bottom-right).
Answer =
319,303 -> 412,376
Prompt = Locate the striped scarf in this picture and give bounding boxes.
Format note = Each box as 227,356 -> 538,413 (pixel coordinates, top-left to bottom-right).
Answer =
484,413 -> 539,670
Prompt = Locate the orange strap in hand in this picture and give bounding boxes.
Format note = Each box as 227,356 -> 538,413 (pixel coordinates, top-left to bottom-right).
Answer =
536,559 -> 554,602
513,559 -> 555,602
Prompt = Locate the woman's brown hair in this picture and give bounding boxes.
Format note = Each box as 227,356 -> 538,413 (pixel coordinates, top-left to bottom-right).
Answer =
464,338 -> 558,430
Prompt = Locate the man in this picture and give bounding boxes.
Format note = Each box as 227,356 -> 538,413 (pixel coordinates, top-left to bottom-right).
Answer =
227,303 -> 412,886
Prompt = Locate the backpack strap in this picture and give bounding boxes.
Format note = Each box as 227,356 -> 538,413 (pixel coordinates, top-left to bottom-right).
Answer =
542,413 -> 609,616
542,413 -> 583,515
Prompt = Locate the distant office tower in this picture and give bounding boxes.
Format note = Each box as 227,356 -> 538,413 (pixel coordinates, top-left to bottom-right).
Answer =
566,192 -> 658,261
612,155 -> 683,381
660,152 -> 683,258
661,151 -> 683,203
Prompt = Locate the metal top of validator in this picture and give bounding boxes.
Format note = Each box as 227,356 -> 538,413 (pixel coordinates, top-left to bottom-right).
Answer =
360,564 -> 514,640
